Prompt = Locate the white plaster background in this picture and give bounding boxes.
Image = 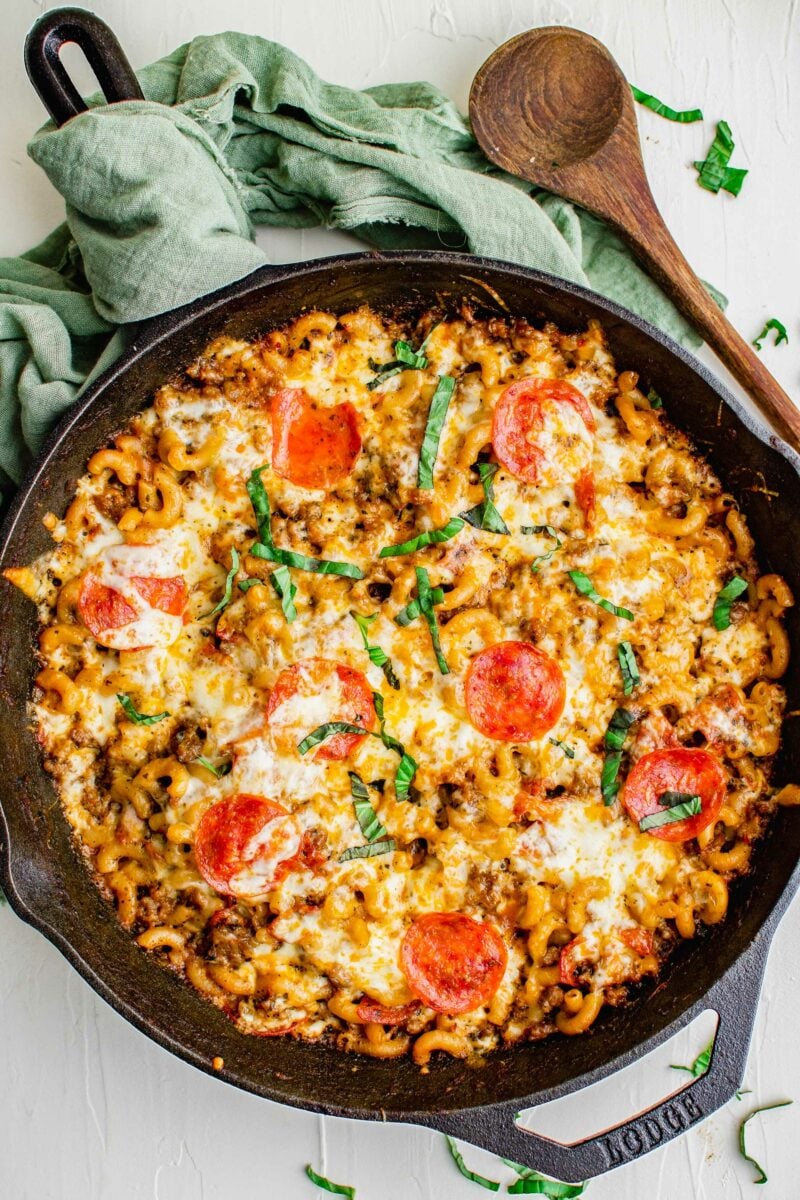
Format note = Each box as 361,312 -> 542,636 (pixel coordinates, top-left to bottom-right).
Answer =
0,1 -> 798,1197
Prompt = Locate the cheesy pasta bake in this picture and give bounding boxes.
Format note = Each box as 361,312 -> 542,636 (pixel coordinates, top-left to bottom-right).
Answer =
6,303 -> 797,1064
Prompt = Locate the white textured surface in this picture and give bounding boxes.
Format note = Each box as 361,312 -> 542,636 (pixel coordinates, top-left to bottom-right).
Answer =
1,1 -> 799,1196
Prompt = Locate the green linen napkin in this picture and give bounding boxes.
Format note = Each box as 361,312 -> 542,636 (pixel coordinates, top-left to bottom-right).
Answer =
0,31 -> 701,489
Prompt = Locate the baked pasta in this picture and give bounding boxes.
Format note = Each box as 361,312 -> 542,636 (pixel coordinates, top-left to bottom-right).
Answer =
6,303 -> 796,1065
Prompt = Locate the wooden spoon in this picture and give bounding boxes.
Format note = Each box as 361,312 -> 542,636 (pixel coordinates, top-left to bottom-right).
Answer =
469,26 -> 800,451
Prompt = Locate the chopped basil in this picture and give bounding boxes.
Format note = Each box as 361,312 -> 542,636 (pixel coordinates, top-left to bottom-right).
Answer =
617,640 -> 640,695
671,1038 -> 713,1078
569,570 -> 634,620
348,771 -> 390,843
418,375 -> 456,489
647,388 -> 663,410
739,1100 -> 793,1185
395,340 -> 428,369
116,694 -> 169,726
549,737 -> 575,759
522,524 -> 562,572
639,795 -> 701,832
238,578 -> 263,592
713,575 -> 748,631
246,465 -> 273,545
659,789 -> 700,807
694,120 -> 748,196
298,699 -> 417,799
630,84 -> 703,123
394,566 -> 449,673
444,1135 -> 500,1192
270,564 -> 298,623
367,338 -> 429,390
350,610 -> 400,689
460,462 -> 510,535
204,548 -> 240,618
601,708 -> 635,804
372,690 -> 419,799
297,721 -> 368,756
604,707 -> 636,751
195,755 -> 232,778
248,465 -> 363,579
304,1165 -> 355,1199
753,318 -> 789,351
379,516 -> 464,558
251,540 -> 363,579
338,839 -> 396,862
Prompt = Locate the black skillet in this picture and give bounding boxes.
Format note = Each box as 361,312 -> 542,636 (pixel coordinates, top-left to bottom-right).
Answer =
2,7 -> 799,1183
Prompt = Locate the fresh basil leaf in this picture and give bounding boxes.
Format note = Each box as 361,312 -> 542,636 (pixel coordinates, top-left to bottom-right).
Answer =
630,84 -> 703,123
238,578 -> 263,592
366,361 -> 404,390
305,1165 -> 355,1198
549,737 -> 575,759
394,586 -> 445,627
418,375 -> 456,489
194,756 -> 232,778
639,796 -> 702,831
460,462 -> 510,535
647,388 -> 663,410
116,694 -> 169,726
371,690 -> 419,799
348,771 -> 390,843
522,524 -> 563,571
753,319 -> 789,352
601,750 -> 623,806
297,721 -> 369,756
338,839 -> 396,862
671,1039 -> 713,1078
506,1163 -> 586,1198
394,340 -> 428,369
739,1100 -> 793,1185
247,468 -> 363,578
204,547 -> 240,618
617,640 -> 640,695
350,610 -> 400,689
246,466 -> 273,546
444,1135 -> 500,1192
712,575 -> 748,631
415,566 -> 449,674
604,707 -> 636,751
269,564 -> 298,623
693,120 -> 748,196
251,540 -> 364,579
379,517 -> 464,558
602,708 -> 635,804
658,789 -> 700,807
568,570 -> 634,620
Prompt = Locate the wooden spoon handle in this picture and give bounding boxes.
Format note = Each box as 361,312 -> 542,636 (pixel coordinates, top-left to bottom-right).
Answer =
614,194 -> 800,450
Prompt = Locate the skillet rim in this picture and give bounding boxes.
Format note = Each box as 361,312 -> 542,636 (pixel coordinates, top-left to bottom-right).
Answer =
1,247 -> 799,1124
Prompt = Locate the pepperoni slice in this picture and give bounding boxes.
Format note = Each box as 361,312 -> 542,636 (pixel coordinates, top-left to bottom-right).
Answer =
356,999 -> 420,1025
193,793 -> 302,900
621,747 -> 727,842
491,378 -> 595,485
618,927 -> 654,958
464,641 -> 565,742
271,388 -> 361,489
266,657 -> 376,760
399,912 -> 507,1014
78,570 -> 188,647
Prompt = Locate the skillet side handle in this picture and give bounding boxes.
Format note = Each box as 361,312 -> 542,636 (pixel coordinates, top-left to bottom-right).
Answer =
24,6 -> 144,128
416,940 -> 769,1184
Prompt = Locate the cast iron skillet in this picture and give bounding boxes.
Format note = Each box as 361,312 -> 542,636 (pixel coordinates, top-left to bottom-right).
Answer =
3,8 -> 799,1183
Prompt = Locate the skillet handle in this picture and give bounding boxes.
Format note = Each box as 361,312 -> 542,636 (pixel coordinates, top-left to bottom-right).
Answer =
24,7 -> 143,128
416,938 -> 769,1183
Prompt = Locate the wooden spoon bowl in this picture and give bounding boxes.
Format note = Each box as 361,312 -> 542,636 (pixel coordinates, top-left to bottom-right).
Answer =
470,27 -> 800,450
